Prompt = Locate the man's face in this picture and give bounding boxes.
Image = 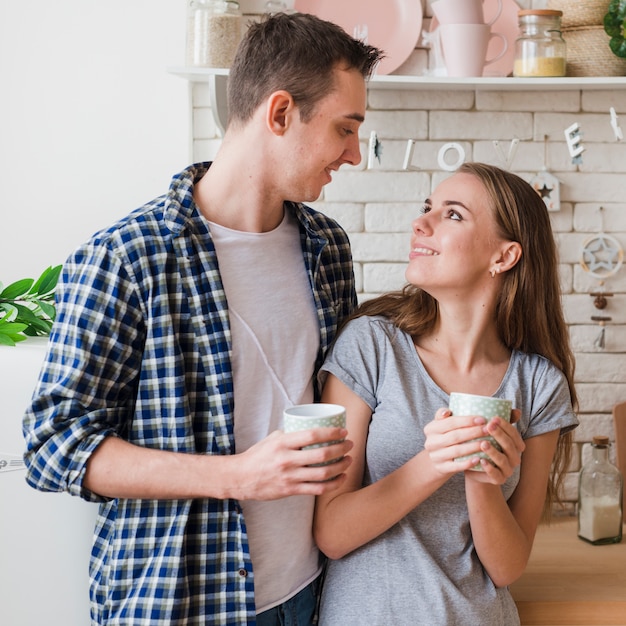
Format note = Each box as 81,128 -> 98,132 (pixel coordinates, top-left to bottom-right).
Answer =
280,67 -> 367,203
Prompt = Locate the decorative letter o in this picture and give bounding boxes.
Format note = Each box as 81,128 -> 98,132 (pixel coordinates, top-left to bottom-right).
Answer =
437,142 -> 465,172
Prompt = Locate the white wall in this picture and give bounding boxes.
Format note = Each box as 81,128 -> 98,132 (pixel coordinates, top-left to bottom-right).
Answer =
0,4 -> 190,623
193,0 -> 626,509
0,0 -> 190,283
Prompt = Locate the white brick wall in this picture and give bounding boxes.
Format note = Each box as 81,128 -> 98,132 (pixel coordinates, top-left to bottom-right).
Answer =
190,1 -> 626,507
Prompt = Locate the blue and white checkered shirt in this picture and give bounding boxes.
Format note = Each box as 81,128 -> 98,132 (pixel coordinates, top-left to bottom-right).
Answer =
22,163 -> 357,624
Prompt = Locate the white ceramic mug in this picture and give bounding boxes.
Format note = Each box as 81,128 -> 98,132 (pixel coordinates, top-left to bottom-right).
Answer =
283,403 -> 346,433
283,403 -> 346,467
439,23 -> 508,77
449,392 -> 512,470
431,0 -> 503,27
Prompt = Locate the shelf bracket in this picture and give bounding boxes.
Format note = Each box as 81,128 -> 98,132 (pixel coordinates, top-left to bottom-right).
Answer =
208,73 -> 229,136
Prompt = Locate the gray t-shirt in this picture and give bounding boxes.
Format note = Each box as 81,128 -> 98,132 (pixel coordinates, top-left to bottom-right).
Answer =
318,315 -> 577,626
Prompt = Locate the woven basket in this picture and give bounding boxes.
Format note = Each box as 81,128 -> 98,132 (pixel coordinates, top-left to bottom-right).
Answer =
564,25 -> 626,76
547,0 -> 609,29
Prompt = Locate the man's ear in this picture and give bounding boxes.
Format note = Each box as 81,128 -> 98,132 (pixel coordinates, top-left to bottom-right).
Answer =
265,90 -> 295,135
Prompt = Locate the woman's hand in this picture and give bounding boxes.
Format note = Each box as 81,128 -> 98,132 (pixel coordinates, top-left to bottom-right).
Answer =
423,407 -> 525,481
466,409 -> 525,484
423,408 -> 491,474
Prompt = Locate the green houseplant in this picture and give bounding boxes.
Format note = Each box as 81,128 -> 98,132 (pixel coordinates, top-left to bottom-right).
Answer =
0,265 -> 62,346
604,0 -> 626,58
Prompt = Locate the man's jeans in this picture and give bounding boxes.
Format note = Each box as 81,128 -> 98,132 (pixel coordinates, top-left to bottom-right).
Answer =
256,577 -> 320,626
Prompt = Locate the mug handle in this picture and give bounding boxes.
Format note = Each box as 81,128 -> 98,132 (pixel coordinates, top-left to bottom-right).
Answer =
484,31 -> 508,66
483,0 -> 503,27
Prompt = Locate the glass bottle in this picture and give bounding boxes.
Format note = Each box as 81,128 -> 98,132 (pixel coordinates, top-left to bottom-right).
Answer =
578,436 -> 623,545
513,9 -> 566,77
264,1 -> 293,14
186,0 -> 242,68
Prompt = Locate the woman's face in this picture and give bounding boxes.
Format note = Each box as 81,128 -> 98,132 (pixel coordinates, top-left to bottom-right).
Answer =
406,172 -> 506,295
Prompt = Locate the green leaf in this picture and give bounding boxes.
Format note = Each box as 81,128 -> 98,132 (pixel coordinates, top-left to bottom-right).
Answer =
0,333 -> 18,346
608,0 -> 626,19
604,5 -> 626,58
610,34 -> 626,57
23,321 -> 52,336
33,264 -> 62,297
0,278 -> 35,299
0,330 -> 27,345
35,299 -> 56,320
0,320 -> 29,345
12,302 -> 41,322
0,266 -> 61,343
604,13 -> 621,36
24,317 -> 52,334
30,266 -> 51,294
0,302 -> 19,322
0,320 -> 28,333
0,316 -> 16,328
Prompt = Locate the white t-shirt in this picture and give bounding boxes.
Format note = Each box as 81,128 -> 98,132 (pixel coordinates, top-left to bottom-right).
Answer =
209,210 -> 321,613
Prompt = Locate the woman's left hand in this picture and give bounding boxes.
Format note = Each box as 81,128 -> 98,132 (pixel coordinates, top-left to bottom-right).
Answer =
466,409 -> 525,483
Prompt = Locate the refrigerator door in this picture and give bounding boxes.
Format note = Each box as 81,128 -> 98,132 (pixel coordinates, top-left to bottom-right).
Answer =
0,339 -> 98,626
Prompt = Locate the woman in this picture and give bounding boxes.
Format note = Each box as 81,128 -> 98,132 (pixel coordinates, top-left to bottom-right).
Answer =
313,163 -> 578,625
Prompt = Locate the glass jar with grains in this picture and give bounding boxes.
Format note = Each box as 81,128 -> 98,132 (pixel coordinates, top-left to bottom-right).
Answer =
513,9 -> 566,77
186,0 -> 242,68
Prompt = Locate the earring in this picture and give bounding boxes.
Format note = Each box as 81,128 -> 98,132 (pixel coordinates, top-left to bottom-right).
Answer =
490,269 -> 496,278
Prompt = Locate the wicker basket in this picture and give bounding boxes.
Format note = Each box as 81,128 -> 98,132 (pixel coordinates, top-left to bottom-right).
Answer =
547,0 -> 609,29
564,25 -> 626,76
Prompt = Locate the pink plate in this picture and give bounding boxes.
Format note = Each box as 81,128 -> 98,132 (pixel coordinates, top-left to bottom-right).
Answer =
430,0 -> 521,77
293,0 -> 423,75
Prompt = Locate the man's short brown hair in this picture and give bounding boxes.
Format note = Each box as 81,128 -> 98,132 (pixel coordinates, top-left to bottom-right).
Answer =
227,12 -> 384,125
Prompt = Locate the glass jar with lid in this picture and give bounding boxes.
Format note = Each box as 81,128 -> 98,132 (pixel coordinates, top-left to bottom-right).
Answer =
578,436 -> 623,545
186,0 -> 242,68
264,1 -> 294,14
513,9 -> 566,77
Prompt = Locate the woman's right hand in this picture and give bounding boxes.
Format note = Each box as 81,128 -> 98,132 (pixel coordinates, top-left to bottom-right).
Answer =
423,407 -> 488,474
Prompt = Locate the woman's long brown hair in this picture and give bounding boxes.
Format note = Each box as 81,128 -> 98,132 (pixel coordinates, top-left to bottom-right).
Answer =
353,162 -> 577,519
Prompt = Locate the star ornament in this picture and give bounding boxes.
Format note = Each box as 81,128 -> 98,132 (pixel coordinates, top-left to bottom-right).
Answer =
537,184 -> 552,198
580,234 -> 624,278
530,170 -> 560,211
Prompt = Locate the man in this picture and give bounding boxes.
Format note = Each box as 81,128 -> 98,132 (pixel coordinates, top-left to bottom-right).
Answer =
23,12 -> 383,625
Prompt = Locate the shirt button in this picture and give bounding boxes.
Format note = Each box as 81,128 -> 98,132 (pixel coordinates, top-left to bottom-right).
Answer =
238,568 -> 248,577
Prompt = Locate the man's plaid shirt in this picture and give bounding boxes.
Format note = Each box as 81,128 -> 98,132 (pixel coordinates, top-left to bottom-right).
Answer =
22,163 -> 357,624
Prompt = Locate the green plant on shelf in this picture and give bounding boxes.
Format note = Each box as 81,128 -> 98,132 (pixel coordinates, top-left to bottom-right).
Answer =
0,265 -> 62,346
604,0 -> 626,58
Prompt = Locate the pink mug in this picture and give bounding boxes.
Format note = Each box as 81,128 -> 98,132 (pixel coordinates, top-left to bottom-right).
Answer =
431,0 -> 503,27
439,23 -> 508,77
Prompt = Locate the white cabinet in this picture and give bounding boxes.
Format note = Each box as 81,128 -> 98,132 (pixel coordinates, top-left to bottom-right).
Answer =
0,339 -> 98,626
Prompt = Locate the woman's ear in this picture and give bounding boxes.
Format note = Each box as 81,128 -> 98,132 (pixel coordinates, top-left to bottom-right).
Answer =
491,241 -> 522,277
496,241 -> 523,274
265,90 -> 295,135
